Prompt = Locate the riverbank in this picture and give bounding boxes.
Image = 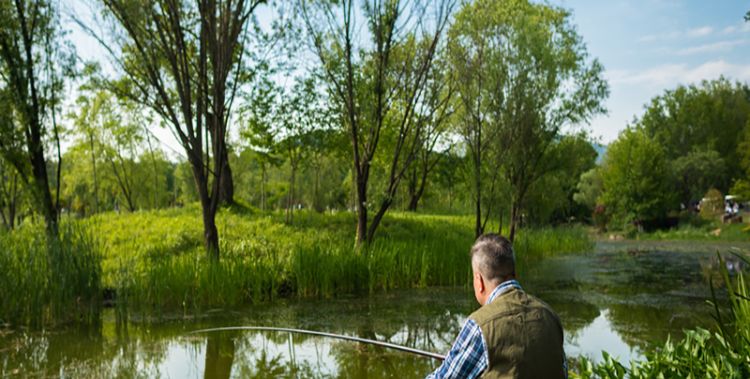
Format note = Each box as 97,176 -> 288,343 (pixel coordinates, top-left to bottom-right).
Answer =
0,206 -> 592,327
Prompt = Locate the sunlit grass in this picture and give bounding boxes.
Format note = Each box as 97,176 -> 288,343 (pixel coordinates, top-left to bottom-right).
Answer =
0,224 -> 101,327
0,207 -> 594,324
82,207 -> 592,317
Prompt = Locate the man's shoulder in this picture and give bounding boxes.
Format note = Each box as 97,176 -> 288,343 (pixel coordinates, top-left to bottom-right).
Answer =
469,288 -> 561,327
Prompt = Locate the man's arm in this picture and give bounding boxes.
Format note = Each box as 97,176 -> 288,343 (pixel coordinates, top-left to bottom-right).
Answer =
426,319 -> 488,379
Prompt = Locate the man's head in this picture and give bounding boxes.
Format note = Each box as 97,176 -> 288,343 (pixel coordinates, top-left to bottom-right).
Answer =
471,233 -> 516,305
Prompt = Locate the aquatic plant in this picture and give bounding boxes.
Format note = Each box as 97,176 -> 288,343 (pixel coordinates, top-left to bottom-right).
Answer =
570,253 -> 750,379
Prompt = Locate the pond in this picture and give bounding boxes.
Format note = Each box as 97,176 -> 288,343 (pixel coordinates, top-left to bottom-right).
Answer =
2,241 -> 748,378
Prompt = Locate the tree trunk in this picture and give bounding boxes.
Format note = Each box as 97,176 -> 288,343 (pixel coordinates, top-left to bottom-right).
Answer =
509,201 -> 518,243
286,164 -> 296,224
218,147 -> 234,206
355,174 -> 368,245
89,133 -> 99,213
192,160 -> 220,260
407,167 -> 418,211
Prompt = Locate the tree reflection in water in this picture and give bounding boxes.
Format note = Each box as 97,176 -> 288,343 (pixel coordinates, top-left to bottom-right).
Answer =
2,242 -> 747,378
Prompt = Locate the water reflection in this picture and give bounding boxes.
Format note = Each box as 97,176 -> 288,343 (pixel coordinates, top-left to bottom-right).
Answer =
1,241 -> 747,378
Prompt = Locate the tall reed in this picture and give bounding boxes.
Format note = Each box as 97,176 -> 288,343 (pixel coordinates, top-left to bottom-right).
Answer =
0,224 -> 101,327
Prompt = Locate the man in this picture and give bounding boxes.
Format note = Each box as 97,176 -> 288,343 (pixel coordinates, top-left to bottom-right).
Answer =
427,233 -> 567,379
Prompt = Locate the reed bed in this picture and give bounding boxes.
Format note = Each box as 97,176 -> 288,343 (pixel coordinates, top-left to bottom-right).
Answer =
2,207 -> 593,323
0,224 -> 101,327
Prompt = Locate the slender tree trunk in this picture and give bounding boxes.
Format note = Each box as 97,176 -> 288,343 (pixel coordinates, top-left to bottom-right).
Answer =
9,174 -> 16,229
145,130 -> 160,208
313,163 -> 321,212
355,173 -> 368,245
218,147 -> 234,206
89,133 -> 100,213
190,150 -> 220,259
407,167 -> 418,211
509,201 -> 518,243
286,164 -> 297,224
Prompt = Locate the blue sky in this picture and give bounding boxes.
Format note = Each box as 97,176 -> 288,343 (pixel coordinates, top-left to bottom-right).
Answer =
66,1 -> 750,149
552,0 -> 750,142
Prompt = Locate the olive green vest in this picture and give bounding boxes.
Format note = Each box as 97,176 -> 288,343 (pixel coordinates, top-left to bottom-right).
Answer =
469,287 -> 566,379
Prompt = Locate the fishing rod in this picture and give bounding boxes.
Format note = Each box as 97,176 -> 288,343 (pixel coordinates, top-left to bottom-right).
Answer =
189,326 -> 446,361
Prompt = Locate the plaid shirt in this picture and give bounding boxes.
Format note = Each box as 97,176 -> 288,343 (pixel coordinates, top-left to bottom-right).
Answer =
426,280 -> 567,379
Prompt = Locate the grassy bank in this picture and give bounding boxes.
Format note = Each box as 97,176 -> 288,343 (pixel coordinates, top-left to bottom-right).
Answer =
638,222 -> 749,242
90,206 -> 592,316
1,206 -> 592,325
0,225 -> 101,327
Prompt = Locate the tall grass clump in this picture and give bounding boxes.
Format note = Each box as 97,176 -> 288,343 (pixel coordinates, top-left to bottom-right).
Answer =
570,253 -> 750,378
0,224 -> 101,327
87,208 -> 593,318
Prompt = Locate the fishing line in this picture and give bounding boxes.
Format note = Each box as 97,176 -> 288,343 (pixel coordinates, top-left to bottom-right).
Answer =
189,326 -> 446,361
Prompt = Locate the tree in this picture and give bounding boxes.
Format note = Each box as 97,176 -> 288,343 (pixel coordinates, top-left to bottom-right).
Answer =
300,0 -> 456,244
574,167 -> 603,211
601,128 -> 676,227
277,76 -> 326,223
239,72 -> 282,212
671,148 -> 725,207
636,78 -> 750,193
448,0 -> 608,240
88,0 -> 265,259
525,135 -> 598,224
0,0 -> 72,236
405,56 -> 455,212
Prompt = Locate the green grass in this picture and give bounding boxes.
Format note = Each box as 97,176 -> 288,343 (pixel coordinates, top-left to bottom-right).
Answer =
0,207 -> 593,324
81,207 -> 592,317
0,224 -> 101,327
639,222 -> 750,242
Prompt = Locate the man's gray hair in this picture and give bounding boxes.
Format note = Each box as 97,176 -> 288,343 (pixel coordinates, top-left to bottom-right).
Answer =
471,233 -> 515,283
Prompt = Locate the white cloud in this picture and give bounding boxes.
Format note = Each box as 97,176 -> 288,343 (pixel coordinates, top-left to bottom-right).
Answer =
721,23 -> 750,35
607,60 -> 750,86
676,39 -> 747,55
639,25 -> 715,42
687,26 -> 713,37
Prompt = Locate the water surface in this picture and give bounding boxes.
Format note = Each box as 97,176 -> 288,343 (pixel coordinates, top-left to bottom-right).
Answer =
2,241 -> 748,378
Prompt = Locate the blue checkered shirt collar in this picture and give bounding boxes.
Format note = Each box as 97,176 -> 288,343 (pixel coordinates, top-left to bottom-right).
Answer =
485,279 -> 522,305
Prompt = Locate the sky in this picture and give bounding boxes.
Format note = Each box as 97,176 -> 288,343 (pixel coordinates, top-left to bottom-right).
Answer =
65,0 -> 750,153
552,0 -> 750,142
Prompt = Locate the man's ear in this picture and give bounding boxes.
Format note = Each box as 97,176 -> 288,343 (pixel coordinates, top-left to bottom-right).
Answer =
476,272 -> 486,293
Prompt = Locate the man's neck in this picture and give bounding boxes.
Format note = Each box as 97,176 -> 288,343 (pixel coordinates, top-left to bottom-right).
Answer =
484,278 -> 521,305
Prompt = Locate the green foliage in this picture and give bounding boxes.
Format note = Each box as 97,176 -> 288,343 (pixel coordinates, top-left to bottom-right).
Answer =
700,188 -> 724,220
78,208 -> 592,317
447,0 -> 608,236
0,223 -> 101,327
570,254 -> 750,379
672,148 -> 725,205
574,168 -> 603,210
601,128 -> 676,227
525,135 -> 598,224
730,179 -> 750,202
636,78 -> 750,193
